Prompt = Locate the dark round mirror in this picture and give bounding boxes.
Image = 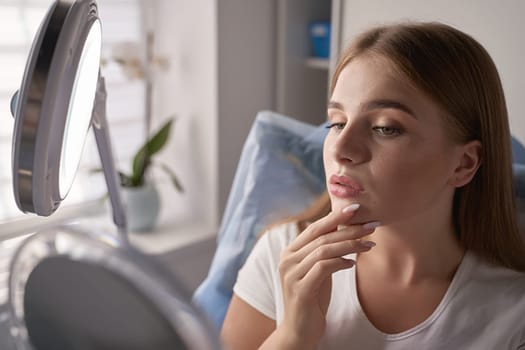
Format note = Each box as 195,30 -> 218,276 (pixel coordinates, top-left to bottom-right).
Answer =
8,226 -> 221,350
24,257 -> 187,350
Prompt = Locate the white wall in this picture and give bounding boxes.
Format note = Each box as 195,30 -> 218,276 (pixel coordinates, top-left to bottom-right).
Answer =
150,0 -> 277,227
217,0 -> 277,216
150,0 -> 219,229
340,0 -> 525,143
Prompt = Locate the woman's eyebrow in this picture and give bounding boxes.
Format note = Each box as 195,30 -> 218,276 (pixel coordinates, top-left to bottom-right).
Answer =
327,101 -> 344,110
328,99 -> 417,119
363,99 -> 417,119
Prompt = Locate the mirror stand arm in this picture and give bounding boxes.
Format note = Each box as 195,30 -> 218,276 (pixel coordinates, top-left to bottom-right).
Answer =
92,74 -> 128,241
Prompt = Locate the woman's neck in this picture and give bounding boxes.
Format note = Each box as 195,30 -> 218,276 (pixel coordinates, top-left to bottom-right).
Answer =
358,217 -> 465,285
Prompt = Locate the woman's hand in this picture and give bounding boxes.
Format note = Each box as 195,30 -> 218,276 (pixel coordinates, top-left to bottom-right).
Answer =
271,204 -> 379,348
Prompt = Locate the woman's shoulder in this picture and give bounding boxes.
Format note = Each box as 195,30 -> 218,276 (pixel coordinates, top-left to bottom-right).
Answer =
466,251 -> 525,298
453,252 -> 525,344
470,251 -> 525,278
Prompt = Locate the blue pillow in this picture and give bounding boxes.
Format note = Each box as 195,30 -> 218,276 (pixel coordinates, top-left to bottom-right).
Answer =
512,136 -> 525,201
192,111 -> 327,329
514,163 -> 525,236
512,136 -> 525,165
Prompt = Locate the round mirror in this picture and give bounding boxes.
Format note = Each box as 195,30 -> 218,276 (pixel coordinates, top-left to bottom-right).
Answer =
11,0 -> 101,215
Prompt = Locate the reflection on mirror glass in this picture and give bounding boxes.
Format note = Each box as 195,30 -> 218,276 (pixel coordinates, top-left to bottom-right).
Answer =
59,19 -> 101,199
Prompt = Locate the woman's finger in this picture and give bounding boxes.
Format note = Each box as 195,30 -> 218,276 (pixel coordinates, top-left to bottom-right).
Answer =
298,257 -> 356,294
292,222 -> 379,263
279,222 -> 379,286
287,204 -> 361,251
291,238 -> 375,280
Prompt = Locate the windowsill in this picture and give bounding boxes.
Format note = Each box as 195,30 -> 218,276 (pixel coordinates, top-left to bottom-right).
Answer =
0,200 -> 105,241
73,212 -> 217,255
129,222 -> 217,255
0,200 -> 218,255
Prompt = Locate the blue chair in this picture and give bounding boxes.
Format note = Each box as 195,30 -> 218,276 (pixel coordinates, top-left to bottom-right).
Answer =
192,111 -> 327,329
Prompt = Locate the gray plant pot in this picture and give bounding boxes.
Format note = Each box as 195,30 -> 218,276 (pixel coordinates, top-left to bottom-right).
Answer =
122,183 -> 160,232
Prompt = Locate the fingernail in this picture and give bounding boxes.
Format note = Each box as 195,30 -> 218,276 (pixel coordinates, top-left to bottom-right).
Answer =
342,203 -> 360,213
363,221 -> 381,230
360,241 -> 376,248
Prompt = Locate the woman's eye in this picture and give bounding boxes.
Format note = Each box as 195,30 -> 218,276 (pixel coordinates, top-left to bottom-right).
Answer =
372,126 -> 402,136
326,122 -> 345,131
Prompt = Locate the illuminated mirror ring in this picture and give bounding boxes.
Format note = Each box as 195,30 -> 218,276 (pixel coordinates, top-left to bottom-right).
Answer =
11,0 -> 101,216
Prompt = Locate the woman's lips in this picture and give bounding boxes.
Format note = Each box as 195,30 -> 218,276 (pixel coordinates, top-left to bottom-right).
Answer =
329,175 -> 363,198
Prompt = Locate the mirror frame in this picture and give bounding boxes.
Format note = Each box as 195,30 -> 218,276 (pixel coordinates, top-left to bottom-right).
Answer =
12,0 -> 101,216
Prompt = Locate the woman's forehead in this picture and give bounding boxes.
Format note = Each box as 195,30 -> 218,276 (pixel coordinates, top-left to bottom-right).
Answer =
331,56 -> 442,117
332,58 -> 415,103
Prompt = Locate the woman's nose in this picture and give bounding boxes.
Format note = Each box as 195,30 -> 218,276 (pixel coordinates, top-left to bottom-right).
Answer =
328,125 -> 368,164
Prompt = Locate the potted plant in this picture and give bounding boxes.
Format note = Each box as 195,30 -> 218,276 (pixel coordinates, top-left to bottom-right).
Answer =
115,117 -> 183,232
120,117 -> 183,190
100,34 -> 179,231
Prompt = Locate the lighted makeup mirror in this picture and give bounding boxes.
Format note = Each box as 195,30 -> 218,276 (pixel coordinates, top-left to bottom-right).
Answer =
10,0 -> 126,237
7,1 -> 220,349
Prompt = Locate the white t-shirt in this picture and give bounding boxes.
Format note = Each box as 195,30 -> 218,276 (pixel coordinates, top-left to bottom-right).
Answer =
233,222 -> 525,349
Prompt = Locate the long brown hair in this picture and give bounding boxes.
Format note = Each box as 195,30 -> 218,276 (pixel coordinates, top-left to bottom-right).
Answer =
330,22 -> 525,271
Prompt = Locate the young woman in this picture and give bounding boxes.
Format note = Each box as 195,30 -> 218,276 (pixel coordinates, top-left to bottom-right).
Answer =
221,22 -> 525,349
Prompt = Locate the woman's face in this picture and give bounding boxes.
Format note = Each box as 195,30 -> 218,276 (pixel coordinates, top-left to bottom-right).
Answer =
324,57 -> 462,227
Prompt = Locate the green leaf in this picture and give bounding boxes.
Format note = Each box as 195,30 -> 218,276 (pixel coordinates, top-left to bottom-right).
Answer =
157,161 -> 184,193
131,118 -> 174,185
131,148 -> 148,185
146,118 -> 173,156
92,168 -> 135,188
